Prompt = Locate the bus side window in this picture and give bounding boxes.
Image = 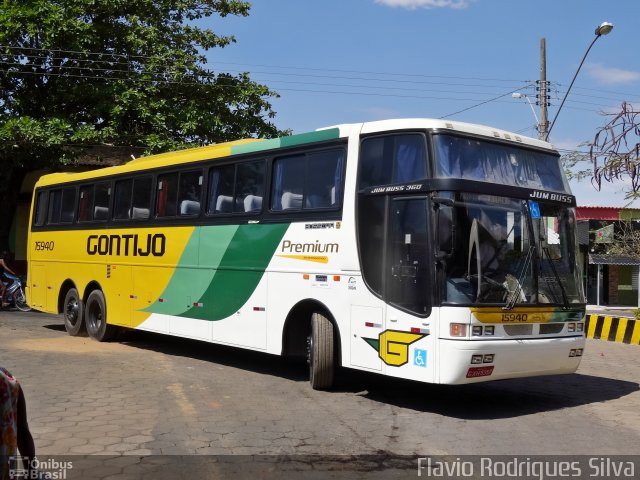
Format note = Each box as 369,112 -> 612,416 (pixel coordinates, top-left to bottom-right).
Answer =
305,150 -> 343,209
271,150 -> 343,211
208,164 -> 235,214
33,191 -> 47,226
93,182 -> 111,221
178,170 -> 202,216
113,179 -> 134,220
235,161 -> 265,213
114,177 -> 151,220
60,188 -> 76,223
156,173 -> 178,217
46,188 -> 76,224
78,186 -> 94,222
358,134 -> 427,190
132,177 -> 152,220
47,190 -> 62,224
272,155 -> 304,211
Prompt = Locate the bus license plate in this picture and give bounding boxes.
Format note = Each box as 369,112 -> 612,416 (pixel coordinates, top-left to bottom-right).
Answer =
466,366 -> 494,378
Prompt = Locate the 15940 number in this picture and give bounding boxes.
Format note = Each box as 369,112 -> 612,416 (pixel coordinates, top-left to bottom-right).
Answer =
34,241 -> 55,251
501,313 -> 528,323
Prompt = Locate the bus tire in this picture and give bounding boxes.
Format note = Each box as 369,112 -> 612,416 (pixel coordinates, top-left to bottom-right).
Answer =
308,312 -> 335,390
85,289 -> 117,342
63,288 -> 85,336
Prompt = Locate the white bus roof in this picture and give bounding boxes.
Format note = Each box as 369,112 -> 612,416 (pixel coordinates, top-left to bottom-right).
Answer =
321,118 -> 554,151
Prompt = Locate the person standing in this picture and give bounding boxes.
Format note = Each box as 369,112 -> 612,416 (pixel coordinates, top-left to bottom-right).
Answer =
0,253 -> 17,308
0,367 -> 35,480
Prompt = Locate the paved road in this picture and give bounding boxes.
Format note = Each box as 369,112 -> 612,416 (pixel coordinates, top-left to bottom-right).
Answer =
1,310 -> 639,478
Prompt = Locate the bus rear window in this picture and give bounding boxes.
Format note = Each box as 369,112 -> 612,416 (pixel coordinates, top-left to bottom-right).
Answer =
33,191 -> 47,226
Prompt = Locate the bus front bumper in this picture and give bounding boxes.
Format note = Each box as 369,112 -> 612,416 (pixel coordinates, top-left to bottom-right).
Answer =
438,335 -> 585,384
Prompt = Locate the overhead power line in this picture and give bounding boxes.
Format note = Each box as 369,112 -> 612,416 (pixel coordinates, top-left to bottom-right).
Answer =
4,45 -> 638,105
2,45 -> 633,119
439,88 -> 531,119
2,45 -> 531,84
1,59 -> 530,97
1,69 -> 543,105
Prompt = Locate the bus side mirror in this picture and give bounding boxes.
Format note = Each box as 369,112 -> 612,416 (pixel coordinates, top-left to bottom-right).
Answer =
433,201 -> 455,260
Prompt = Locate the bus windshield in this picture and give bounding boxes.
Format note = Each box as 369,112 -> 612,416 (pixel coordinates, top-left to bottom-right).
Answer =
433,134 -> 570,192
438,193 -> 584,307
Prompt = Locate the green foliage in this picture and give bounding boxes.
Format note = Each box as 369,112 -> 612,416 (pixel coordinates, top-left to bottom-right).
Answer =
0,0 -> 288,250
0,0 -> 285,164
633,308 -> 640,320
560,145 -> 592,183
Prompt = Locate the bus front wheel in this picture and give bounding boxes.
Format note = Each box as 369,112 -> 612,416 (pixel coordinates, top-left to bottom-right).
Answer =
63,288 -> 85,336
307,312 -> 335,390
85,289 -> 117,342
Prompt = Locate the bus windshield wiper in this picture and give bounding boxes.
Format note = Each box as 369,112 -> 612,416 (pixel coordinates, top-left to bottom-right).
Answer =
541,247 -> 570,309
502,245 -> 535,310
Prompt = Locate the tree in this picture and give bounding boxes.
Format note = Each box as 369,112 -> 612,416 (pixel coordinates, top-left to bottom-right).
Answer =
0,0 -> 286,250
590,101 -> 640,200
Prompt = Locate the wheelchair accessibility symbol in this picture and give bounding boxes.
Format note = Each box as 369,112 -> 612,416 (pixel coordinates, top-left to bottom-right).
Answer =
413,349 -> 427,368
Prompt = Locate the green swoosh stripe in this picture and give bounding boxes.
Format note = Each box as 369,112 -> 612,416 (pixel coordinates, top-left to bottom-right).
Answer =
145,224 -> 289,320
230,128 -> 340,156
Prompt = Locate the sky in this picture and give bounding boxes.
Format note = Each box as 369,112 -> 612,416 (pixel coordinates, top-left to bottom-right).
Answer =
202,0 -> 640,207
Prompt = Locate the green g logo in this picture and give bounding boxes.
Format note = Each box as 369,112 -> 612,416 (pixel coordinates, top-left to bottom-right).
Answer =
363,330 -> 426,367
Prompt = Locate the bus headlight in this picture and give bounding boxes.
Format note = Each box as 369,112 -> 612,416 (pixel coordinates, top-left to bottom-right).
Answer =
567,323 -> 576,332
471,354 -> 483,364
471,325 -> 495,336
576,323 -> 584,332
483,354 -> 495,363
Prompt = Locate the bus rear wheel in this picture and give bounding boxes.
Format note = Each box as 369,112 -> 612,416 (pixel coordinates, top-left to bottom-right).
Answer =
63,288 -> 85,336
85,289 -> 117,342
307,312 -> 335,390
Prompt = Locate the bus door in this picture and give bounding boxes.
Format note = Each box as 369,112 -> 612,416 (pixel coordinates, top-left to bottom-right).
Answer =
352,194 -> 434,377
383,197 -> 435,380
28,264 -> 46,310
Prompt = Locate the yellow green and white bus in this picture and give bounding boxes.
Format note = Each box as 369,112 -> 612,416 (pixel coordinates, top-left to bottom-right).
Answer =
27,119 -> 586,389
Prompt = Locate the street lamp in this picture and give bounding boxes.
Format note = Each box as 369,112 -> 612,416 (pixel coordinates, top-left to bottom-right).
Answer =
512,92 -> 540,131
546,21 -> 614,140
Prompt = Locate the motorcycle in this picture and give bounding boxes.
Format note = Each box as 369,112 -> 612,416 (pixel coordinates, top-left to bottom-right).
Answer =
1,271 -> 31,312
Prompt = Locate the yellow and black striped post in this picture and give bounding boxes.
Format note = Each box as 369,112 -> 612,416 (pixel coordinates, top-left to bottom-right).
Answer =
586,315 -> 640,345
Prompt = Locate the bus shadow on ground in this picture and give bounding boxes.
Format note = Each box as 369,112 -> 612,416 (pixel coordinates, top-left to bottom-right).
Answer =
42,324 -> 639,420
113,328 -> 310,382
333,369 -> 640,420
43,323 -> 66,332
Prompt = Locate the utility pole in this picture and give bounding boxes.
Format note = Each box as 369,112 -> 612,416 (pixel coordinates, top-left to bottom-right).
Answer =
537,38 -> 549,140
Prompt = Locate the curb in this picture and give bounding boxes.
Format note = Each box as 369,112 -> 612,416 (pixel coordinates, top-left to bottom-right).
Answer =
585,314 -> 640,345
